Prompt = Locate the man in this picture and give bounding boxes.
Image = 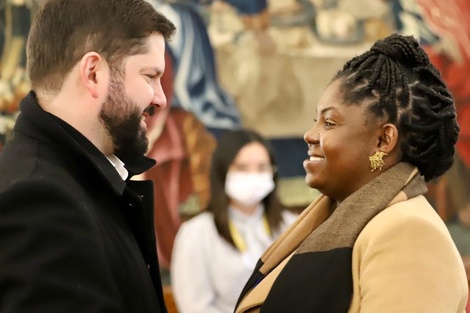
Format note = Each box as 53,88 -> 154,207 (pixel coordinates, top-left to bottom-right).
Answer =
0,0 -> 175,312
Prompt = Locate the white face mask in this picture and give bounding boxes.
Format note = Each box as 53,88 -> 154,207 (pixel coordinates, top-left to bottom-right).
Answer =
225,172 -> 275,207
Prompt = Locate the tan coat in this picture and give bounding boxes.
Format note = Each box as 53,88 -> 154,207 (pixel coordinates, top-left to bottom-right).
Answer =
236,193 -> 468,313
349,195 -> 468,313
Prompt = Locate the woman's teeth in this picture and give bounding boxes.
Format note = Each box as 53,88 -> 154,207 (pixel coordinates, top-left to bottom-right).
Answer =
310,156 -> 324,161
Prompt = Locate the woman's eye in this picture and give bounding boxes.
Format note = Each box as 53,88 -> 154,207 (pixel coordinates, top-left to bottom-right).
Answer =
325,121 -> 335,127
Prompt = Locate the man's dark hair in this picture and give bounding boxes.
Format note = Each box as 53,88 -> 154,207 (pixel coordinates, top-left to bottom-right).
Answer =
27,0 -> 176,92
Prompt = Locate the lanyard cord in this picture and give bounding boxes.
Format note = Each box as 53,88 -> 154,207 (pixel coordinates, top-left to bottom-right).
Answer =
228,215 -> 271,253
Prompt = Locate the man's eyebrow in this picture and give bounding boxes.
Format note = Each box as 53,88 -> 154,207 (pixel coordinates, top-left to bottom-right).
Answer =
143,66 -> 164,76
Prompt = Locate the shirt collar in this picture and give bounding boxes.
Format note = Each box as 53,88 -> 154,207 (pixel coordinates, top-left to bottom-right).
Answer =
229,204 -> 264,224
106,154 -> 129,181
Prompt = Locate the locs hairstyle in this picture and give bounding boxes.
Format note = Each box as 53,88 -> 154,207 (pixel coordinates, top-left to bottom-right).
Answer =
333,34 -> 459,181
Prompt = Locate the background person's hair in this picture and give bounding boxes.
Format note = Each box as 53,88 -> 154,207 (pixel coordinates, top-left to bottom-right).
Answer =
206,129 -> 284,249
26,0 -> 176,93
333,33 -> 459,181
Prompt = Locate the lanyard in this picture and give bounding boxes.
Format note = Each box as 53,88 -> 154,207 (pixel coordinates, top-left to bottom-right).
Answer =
228,215 -> 271,253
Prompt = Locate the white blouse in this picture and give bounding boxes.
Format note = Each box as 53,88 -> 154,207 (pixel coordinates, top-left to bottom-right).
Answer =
171,207 -> 297,313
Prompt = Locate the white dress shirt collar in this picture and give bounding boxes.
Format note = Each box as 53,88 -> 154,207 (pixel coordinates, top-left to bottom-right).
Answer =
106,154 -> 129,181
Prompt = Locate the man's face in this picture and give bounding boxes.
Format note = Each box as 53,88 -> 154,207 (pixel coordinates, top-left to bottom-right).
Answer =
99,33 -> 167,161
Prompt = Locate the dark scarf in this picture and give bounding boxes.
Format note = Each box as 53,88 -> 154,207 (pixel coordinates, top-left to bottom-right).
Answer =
235,162 -> 427,313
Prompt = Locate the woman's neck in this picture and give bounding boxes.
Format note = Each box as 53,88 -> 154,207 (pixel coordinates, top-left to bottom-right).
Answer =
230,201 -> 260,216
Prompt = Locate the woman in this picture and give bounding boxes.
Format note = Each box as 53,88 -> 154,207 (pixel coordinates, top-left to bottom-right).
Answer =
234,34 -> 468,313
171,129 -> 297,313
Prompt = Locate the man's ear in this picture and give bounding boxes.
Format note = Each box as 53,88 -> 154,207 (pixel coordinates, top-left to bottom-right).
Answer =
377,123 -> 399,153
79,52 -> 107,99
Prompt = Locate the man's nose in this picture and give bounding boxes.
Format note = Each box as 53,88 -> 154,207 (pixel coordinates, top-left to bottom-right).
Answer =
152,82 -> 167,110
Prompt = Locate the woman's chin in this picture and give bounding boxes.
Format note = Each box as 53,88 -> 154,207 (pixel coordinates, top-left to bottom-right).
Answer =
304,174 -> 319,190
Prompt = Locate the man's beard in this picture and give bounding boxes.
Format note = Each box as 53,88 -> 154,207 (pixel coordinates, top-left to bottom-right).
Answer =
99,78 -> 149,162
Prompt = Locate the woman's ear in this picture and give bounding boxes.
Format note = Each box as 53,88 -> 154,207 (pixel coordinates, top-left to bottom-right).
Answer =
377,123 -> 399,153
79,52 -> 108,99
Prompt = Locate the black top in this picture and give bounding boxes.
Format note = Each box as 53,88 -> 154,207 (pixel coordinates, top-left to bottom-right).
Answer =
0,92 -> 167,313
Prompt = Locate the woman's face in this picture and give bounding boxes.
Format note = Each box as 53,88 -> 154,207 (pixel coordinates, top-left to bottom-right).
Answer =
225,142 -> 275,212
303,80 -> 381,203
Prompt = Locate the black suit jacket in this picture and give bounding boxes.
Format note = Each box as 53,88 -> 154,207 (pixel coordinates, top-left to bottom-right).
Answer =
0,92 -> 167,313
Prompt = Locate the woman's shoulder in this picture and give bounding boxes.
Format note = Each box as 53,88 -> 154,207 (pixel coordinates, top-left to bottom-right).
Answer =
357,195 -> 456,247
178,211 -> 216,234
366,195 -> 446,231
351,195 -> 468,313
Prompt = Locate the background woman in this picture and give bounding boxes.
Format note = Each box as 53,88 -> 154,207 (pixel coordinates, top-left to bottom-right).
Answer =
234,34 -> 468,313
171,129 -> 297,313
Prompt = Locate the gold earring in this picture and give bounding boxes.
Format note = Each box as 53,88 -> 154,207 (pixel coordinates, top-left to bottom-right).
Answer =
369,151 -> 388,172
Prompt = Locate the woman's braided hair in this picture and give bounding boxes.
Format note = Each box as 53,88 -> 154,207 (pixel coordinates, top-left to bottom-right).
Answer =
334,33 -> 459,181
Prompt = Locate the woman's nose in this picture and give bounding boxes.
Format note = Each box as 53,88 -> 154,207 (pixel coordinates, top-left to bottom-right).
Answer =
303,126 -> 320,145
